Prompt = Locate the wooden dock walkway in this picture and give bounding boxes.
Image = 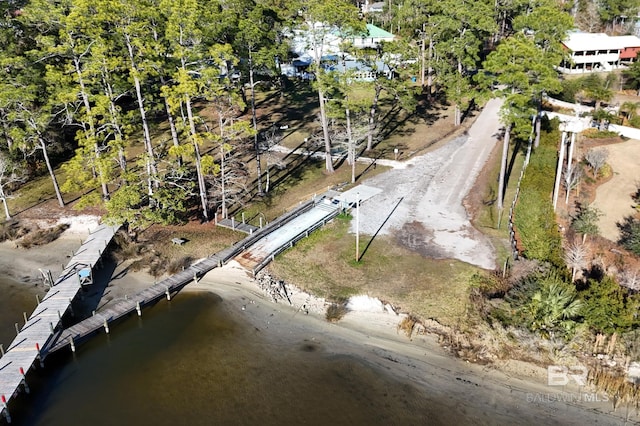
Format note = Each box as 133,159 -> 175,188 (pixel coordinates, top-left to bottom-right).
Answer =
1,194 -> 345,423
39,202 -> 320,361
0,223 -> 119,423
216,217 -> 259,234
42,252 -> 229,355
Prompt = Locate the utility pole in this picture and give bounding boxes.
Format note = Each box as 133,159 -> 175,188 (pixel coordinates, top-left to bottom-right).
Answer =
355,192 -> 360,262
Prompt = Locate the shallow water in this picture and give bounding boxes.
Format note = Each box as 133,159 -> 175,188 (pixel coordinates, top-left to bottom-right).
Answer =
2,282 -> 435,426
0,277 -> 42,350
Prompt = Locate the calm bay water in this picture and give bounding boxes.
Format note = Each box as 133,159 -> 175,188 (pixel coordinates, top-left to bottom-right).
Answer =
1,278 -> 434,426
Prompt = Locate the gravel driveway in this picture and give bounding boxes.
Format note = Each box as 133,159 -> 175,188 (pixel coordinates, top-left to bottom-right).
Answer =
354,98 -> 503,269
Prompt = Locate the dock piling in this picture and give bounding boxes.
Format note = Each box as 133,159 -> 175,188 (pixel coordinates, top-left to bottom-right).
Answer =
136,302 -> 141,317
69,336 -> 76,353
14,323 -> 19,335
2,395 -> 11,423
35,294 -> 40,305
165,287 -> 171,301
19,368 -> 29,394
36,343 -> 43,368
0,344 -> 4,356
22,312 -> 27,325
103,319 -> 109,334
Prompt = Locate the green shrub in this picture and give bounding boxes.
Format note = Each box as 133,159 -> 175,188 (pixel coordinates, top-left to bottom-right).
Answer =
618,216 -> 640,255
513,122 -> 563,268
579,275 -> 640,334
582,128 -> 620,139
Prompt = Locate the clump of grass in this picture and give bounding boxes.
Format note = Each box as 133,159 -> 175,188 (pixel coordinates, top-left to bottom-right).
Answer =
18,224 -> 69,248
111,231 -> 145,262
167,256 -> 193,275
397,315 -> 419,338
325,302 -> 349,322
0,221 -> 31,242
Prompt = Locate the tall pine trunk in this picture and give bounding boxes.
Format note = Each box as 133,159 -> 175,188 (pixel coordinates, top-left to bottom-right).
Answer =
368,85 -> 381,151
248,48 -> 263,194
125,34 -> 158,193
73,56 -> 109,200
185,94 -> 209,221
318,88 -> 334,173
497,123 -> 511,226
39,138 -> 64,208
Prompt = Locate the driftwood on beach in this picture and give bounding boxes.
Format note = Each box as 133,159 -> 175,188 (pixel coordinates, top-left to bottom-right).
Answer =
256,273 -> 292,305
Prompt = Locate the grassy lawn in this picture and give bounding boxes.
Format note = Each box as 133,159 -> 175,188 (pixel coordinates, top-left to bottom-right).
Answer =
269,216 -> 479,327
471,138 -> 528,267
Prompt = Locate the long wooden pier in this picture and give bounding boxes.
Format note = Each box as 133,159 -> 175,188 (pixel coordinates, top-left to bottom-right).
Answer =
0,223 -> 119,423
0,193 -> 351,423
42,251 -> 229,355
39,201 -> 318,357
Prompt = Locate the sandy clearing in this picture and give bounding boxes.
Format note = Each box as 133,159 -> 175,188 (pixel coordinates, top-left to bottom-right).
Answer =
591,139 -> 640,241
352,98 -> 503,269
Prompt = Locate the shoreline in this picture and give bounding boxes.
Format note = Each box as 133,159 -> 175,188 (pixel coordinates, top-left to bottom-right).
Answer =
0,233 -> 637,424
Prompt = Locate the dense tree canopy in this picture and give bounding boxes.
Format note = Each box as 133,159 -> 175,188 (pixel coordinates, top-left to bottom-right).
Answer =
0,0 -> 576,231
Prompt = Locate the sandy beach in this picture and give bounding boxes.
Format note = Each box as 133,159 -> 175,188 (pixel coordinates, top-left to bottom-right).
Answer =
1,226 -> 637,425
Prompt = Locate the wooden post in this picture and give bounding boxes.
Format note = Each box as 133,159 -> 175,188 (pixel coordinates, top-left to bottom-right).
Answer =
69,336 -> 76,353
49,322 -> 54,333
19,367 -> 29,394
1,394 -> 11,424
57,310 -> 62,320
14,323 -> 19,335
0,344 -> 4,356
259,217 -> 263,228
193,273 -> 198,284
36,343 -> 43,368
231,217 -> 235,230
242,212 -> 245,224
356,192 -> 360,262
165,287 -> 171,301
103,319 -> 109,334
23,312 -> 28,325
136,302 -> 141,317
68,299 -> 74,316
36,294 -> 40,305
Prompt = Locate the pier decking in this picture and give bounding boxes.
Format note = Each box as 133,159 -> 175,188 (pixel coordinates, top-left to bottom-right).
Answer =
42,252 -> 231,355
1,192 -> 352,423
0,223 -> 119,422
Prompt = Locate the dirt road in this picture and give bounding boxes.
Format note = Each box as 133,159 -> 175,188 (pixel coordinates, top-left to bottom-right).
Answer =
355,98 -> 503,269
591,139 -> 640,241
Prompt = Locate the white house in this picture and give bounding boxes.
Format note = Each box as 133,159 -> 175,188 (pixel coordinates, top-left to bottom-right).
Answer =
289,24 -> 395,64
558,31 -> 640,73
